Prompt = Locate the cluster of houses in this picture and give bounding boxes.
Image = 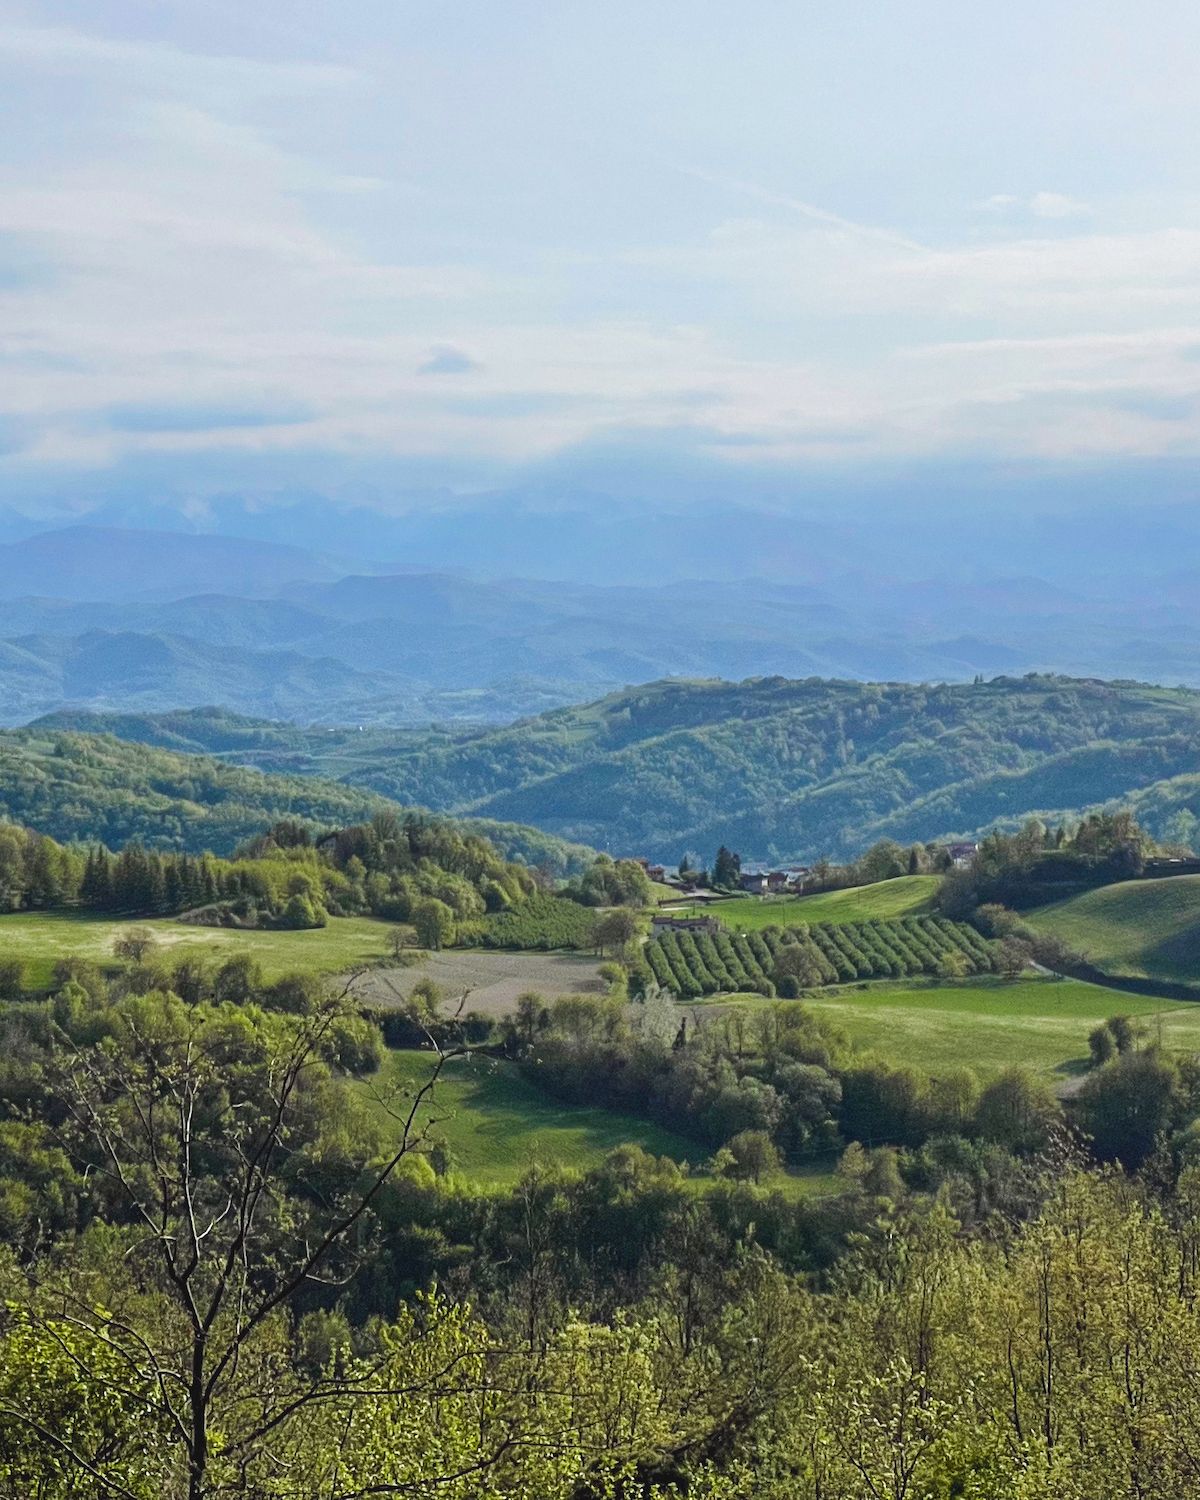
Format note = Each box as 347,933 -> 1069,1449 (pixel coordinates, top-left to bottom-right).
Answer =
736,866 -> 811,894
634,842 -> 980,907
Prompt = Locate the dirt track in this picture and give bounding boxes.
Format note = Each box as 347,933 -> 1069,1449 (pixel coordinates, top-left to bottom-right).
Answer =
350,950 -> 608,1017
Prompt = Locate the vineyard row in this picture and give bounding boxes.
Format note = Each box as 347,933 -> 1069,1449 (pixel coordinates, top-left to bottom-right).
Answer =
643,916 -> 993,998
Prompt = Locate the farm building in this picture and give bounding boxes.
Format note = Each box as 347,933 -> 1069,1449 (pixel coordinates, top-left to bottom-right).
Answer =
650,913 -> 721,936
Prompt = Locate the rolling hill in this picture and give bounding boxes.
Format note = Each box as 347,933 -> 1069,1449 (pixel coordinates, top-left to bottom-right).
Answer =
0,728 -> 595,871
1027,876 -> 1200,986
41,674 -> 1200,864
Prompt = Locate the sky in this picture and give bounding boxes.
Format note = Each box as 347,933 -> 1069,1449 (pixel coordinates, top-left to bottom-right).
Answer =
4,1 -> 1200,522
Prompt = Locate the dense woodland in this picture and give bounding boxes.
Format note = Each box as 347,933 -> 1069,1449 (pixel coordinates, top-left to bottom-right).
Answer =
30,676 -> 1200,865
0,944 -> 1197,1496
177,673 -> 1200,862
0,727 -> 595,873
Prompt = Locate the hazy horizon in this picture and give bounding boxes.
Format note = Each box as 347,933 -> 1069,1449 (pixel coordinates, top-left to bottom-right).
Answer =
3,1 -> 1200,558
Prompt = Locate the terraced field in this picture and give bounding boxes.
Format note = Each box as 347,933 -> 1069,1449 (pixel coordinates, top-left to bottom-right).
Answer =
645,914 -> 989,997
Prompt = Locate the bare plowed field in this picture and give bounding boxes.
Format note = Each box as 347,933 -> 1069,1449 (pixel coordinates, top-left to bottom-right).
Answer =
351,950 -> 607,1016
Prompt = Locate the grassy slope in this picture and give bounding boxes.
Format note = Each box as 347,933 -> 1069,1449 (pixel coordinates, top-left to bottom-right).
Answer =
0,910 -> 395,988
372,1050 -> 707,1185
667,876 -> 938,930
1029,876 -> 1200,984
369,1051 -> 838,1196
370,970 -> 1200,1190
708,976 -> 1200,1078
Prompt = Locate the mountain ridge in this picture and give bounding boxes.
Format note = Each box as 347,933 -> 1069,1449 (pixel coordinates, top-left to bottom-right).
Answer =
38,674 -> 1200,864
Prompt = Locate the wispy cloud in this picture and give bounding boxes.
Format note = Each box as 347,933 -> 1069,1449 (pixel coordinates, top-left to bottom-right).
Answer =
976,191 -> 1091,219
1,6 -> 1200,490
677,165 -> 926,252
418,345 -> 482,376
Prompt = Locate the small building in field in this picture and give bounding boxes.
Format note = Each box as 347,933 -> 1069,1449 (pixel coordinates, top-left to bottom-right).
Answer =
651,913 -> 721,936
739,870 -> 769,894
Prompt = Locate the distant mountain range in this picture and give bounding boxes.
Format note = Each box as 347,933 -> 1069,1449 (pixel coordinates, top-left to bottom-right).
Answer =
0,525 -> 343,600
41,675 -> 1200,863
4,522 -> 1200,724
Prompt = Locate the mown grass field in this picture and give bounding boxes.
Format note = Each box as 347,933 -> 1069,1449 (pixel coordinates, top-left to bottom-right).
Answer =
0,909 -> 396,987
705,975 -> 1200,1078
668,876 -> 938,931
1029,876 -> 1200,985
367,1049 -> 838,1196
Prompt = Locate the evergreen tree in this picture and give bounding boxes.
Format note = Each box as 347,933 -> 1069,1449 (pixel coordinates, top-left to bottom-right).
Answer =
712,846 -> 742,890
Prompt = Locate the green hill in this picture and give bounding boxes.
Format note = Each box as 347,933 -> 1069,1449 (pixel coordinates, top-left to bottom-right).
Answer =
0,727 -> 595,871
37,675 -> 1200,863
736,876 -> 938,926
1028,876 -> 1200,985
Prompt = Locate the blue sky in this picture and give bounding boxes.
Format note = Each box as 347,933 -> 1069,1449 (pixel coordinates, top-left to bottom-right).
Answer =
4,1 -> 1200,517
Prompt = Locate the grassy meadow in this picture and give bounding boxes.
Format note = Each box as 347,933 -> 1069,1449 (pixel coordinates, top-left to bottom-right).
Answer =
1029,875 -> 1200,984
705,974 -> 1200,1078
364,1049 -> 840,1196
666,875 -> 938,931
367,1049 -> 705,1184
0,909 -> 397,988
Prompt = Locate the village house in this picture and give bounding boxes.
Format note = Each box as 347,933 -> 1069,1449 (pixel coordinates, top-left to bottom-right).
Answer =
944,842 -> 979,868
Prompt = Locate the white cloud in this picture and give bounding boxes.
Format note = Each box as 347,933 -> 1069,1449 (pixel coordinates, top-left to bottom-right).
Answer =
1029,191 -> 1091,219
0,12 -> 1195,478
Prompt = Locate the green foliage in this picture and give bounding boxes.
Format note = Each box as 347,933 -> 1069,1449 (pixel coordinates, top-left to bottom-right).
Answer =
473,893 -> 598,950
562,855 -> 654,907
0,727 -> 596,877
220,674 -> 1200,861
938,811 -> 1152,917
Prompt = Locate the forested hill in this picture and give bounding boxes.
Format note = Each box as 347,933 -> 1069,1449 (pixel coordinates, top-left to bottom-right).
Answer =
0,728 -> 595,870
41,675 -> 1200,863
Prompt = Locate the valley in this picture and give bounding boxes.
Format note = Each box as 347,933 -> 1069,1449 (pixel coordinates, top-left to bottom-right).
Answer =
10,6 -> 1200,1489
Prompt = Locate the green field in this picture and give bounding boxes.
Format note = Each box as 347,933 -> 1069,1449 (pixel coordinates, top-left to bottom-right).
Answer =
368,1049 -> 838,1196
670,876 -> 938,931
0,909 -> 396,987
707,975 -> 1200,1078
1029,876 -> 1200,985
